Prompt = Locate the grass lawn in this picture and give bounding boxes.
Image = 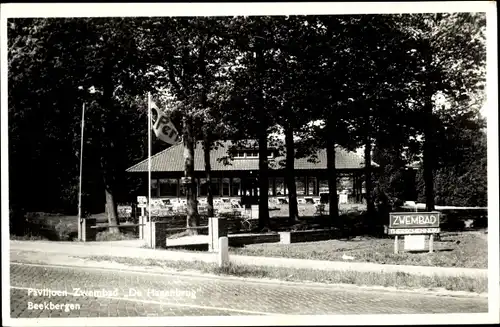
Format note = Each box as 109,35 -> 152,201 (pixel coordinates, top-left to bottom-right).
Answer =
229,231 -> 488,269
79,255 -> 487,294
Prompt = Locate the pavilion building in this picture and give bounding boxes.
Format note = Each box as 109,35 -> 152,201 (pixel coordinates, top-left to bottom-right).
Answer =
126,140 -> 376,204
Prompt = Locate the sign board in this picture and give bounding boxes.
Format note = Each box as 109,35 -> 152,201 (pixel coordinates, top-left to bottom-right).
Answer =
251,205 -> 259,219
388,212 -> 440,254
137,196 -> 148,208
389,212 -> 440,229
181,177 -> 193,184
404,235 -> 426,251
388,228 -> 440,235
339,194 -> 348,204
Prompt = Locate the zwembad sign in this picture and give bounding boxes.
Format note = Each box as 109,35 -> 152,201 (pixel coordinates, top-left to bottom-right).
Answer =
388,212 -> 441,253
389,212 -> 440,229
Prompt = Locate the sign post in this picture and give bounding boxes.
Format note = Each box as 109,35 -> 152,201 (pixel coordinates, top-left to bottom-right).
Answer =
137,196 -> 147,240
388,212 -> 441,254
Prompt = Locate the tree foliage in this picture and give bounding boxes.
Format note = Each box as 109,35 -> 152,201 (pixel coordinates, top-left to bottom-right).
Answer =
8,14 -> 487,235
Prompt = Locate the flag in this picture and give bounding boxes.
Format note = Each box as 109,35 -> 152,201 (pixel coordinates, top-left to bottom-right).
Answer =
150,101 -> 182,145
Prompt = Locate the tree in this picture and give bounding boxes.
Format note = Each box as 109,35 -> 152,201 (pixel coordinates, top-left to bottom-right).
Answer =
306,16 -> 365,225
145,17 -> 209,232
195,18 -> 239,218
399,13 -> 486,211
8,18 -> 153,233
416,104 -> 487,207
222,16 -> 283,229
266,16 -> 320,224
332,15 -> 419,220
146,17 -> 240,230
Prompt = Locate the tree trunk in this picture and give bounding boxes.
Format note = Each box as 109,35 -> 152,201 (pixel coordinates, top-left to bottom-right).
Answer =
255,38 -> 270,230
203,132 -> 214,217
326,119 -> 338,226
422,45 -> 436,212
258,130 -> 271,229
423,96 -> 436,211
99,66 -> 120,233
183,115 -> 200,234
284,123 -> 298,224
364,134 -> 375,216
198,41 -> 214,218
104,186 -> 119,234
100,156 -> 120,234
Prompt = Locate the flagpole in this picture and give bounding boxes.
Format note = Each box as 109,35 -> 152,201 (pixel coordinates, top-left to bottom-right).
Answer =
147,92 -> 152,248
78,103 -> 85,241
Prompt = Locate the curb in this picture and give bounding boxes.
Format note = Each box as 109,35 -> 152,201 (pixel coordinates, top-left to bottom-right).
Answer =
9,240 -> 488,278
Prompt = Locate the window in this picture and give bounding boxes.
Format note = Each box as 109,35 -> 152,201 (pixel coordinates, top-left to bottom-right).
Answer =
319,180 -> 329,194
275,177 -> 286,196
234,149 -> 272,158
268,177 -> 274,195
295,177 -> 306,195
151,179 -> 158,197
222,178 -> 230,196
339,176 -> 352,193
307,177 -> 317,195
211,178 -> 221,196
231,178 -> 241,196
199,178 -> 208,196
179,178 -> 193,196
159,178 -> 178,197
199,178 -> 221,196
246,150 -> 258,158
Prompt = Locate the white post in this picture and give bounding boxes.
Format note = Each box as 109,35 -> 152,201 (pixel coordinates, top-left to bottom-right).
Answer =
147,92 -> 153,248
218,236 -> 229,267
394,235 -> 399,254
139,212 -> 145,240
429,234 -> 434,253
77,103 -> 85,241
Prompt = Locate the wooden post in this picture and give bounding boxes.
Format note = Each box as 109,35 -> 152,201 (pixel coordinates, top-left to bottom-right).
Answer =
429,234 -> 434,253
394,235 -> 399,254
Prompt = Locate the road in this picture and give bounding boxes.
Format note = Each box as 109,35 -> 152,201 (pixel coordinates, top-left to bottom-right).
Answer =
9,262 -> 487,317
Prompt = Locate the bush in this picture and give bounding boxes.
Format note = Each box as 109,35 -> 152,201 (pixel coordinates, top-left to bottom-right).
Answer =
9,207 -> 28,236
54,220 -> 75,241
96,230 -> 135,241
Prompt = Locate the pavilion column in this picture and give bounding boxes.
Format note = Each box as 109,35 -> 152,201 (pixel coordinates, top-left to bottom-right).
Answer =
177,178 -> 180,198
352,173 -> 356,202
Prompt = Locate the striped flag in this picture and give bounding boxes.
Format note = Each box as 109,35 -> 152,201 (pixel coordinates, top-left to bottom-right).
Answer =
150,100 -> 182,145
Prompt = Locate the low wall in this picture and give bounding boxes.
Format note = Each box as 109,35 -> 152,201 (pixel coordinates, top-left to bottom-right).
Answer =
279,229 -> 341,244
228,233 -> 280,247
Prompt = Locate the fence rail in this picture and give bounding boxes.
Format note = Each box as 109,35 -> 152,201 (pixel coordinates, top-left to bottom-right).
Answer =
164,226 -> 208,232
90,223 -> 146,229
90,224 -> 209,232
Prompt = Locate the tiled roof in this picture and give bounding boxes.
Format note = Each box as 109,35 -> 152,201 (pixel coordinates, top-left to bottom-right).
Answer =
126,140 -> 376,173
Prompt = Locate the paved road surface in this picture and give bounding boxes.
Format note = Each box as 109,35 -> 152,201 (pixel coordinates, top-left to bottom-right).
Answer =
10,263 -> 487,318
